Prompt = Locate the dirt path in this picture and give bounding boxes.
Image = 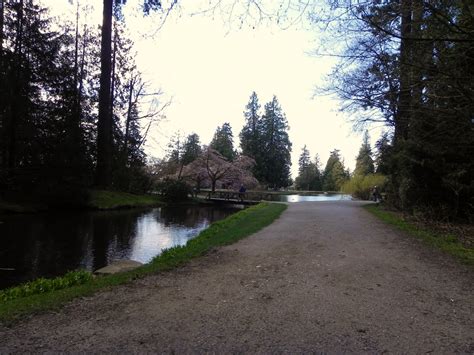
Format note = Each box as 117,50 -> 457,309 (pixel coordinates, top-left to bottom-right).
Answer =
1,201 -> 473,353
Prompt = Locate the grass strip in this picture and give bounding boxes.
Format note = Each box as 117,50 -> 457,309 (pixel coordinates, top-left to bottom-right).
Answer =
365,204 -> 474,265
0,202 -> 287,324
88,190 -> 163,209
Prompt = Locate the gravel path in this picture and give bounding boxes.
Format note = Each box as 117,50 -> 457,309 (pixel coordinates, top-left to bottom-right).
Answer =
1,201 -> 473,353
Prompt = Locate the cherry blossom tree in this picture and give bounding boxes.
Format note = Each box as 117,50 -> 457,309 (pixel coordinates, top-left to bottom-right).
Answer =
181,147 -> 257,192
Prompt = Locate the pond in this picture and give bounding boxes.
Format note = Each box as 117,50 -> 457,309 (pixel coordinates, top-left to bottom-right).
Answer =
265,193 -> 351,202
0,205 -> 241,290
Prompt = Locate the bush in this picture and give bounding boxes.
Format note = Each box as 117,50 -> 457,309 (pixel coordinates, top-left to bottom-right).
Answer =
156,178 -> 191,202
342,174 -> 387,200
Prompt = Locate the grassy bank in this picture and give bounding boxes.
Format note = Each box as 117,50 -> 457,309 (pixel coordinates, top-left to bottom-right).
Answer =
0,202 -> 287,324
0,190 -> 163,214
0,200 -> 45,214
365,205 -> 474,265
88,190 -> 164,209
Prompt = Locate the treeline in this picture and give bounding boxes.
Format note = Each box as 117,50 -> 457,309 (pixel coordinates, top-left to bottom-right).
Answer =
0,1 -> 160,204
294,147 -> 348,192
154,92 -> 293,192
295,131 -> 387,197
316,1 -> 474,221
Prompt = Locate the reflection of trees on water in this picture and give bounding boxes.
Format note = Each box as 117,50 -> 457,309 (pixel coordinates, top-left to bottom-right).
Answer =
159,206 -> 237,228
0,213 -> 99,288
0,206 -> 239,289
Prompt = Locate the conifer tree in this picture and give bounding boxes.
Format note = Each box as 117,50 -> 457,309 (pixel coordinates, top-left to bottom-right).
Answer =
240,91 -> 261,157
239,91 -> 266,182
210,122 -> 236,161
322,149 -> 349,191
354,130 -> 375,176
259,96 -> 292,188
182,133 -> 202,165
295,147 -> 322,191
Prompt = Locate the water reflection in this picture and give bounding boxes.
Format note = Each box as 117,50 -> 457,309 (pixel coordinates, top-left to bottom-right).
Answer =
0,205 -> 239,289
267,193 -> 351,202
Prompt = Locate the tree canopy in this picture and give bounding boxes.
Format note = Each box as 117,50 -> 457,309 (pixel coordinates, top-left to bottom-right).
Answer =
314,0 -> 474,220
210,123 -> 236,161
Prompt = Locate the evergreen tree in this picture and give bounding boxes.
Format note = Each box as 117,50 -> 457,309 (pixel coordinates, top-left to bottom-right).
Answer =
315,1 -> 474,219
353,130 -> 375,176
182,133 -> 202,165
0,1 -> 96,194
310,154 -> 323,191
166,132 -> 184,167
374,132 -> 391,175
240,91 -> 261,157
295,145 -> 311,190
239,91 -> 266,182
298,145 -> 311,176
322,149 -> 349,191
259,96 -> 292,188
210,122 -> 236,161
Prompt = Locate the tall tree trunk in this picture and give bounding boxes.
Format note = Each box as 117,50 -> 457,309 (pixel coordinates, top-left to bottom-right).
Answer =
95,0 -> 113,188
411,0 -> 424,113
78,24 -> 87,116
7,0 -> 24,170
395,0 -> 413,142
72,1 -> 82,137
0,0 -> 5,169
110,22 -> 117,129
123,76 -> 134,167
0,0 -> 4,56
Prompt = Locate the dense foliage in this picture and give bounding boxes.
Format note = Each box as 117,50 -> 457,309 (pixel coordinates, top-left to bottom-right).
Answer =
0,1 -> 161,204
156,178 -> 191,202
316,1 -> 474,221
239,93 -> 292,189
322,149 -> 349,191
295,146 -> 322,191
210,123 -> 236,161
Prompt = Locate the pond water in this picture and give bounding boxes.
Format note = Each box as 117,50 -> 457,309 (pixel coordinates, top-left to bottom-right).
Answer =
266,193 -> 351,203
0,205 -> 241,290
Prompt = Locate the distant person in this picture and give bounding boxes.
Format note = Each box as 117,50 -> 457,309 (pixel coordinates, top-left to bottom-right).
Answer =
238,184 -> 246,201
372,186 -> 381,202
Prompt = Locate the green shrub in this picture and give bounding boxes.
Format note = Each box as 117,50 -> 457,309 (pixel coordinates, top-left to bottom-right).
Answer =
342,174 -> 387,200
156,178 -> 190,202
0,270 -> 92,302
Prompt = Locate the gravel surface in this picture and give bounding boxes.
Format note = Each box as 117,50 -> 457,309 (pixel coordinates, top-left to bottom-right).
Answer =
1,201 -> 473,353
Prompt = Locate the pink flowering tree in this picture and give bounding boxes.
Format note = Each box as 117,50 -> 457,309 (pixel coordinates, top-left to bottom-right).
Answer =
181,147 -> 258,192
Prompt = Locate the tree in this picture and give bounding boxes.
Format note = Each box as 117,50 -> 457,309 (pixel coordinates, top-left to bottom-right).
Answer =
0,1 -> 97,193
210,122 -> 236,161
295,146 -> 323,191
313,1 -> 474,220
353,130 -> 374,176
259,96 -> 292,188
295,145 -> 312,190
163,132 -> 184,177
181,133 -> 202,165
181,147 -> 257,192
240,91 -> 261,157
298,145 -> 311,176
374,132 -> 391,175
310,154 -> 323,191
322,149 -> 348,191
95,0 -> 166,188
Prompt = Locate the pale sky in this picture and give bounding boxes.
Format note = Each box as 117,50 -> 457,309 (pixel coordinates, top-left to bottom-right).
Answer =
44,1 -> 385,177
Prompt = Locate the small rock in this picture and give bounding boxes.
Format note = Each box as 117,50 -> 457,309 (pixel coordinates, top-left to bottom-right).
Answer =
94,260 -> 143,275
